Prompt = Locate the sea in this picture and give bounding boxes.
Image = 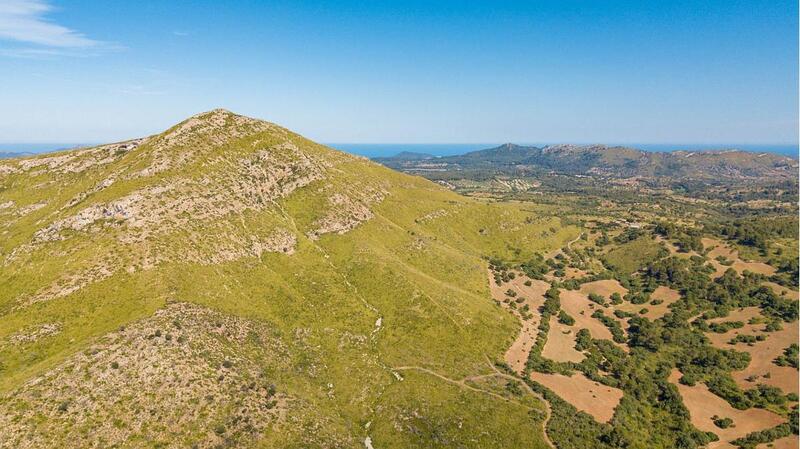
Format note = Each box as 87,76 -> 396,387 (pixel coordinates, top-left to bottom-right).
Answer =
1,142 -> 797,159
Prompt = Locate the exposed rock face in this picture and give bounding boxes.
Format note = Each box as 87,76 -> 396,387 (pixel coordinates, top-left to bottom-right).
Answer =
0,303 -> 290,449
308,193 -> 376,239
5,323 -> 62,345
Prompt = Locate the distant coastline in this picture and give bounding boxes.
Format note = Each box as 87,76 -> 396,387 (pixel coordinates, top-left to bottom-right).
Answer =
1,142 -> 797,159
331,143 -> 799,159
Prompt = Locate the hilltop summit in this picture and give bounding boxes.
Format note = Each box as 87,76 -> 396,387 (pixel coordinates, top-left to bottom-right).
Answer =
0,110 -> 574,448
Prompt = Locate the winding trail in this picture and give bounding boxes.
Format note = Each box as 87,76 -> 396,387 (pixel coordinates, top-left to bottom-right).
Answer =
393,361 -> 555,449
546,233 -> 582,259
482,358 -> 555,449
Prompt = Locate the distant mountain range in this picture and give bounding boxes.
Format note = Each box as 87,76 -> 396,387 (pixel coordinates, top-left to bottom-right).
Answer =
374,143 -> 799,182
0,152 -> 33,159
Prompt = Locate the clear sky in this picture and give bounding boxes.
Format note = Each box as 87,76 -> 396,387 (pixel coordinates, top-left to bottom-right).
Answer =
0,0 -> 797,145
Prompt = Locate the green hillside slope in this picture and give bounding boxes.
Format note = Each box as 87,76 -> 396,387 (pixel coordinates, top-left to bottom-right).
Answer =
0,110 -> 575,448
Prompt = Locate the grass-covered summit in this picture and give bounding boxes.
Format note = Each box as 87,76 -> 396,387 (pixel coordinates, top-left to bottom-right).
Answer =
0,109 -> 575,448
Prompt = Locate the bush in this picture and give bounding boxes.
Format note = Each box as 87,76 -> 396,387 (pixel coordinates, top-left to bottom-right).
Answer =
712,416 -> 733,429
558,310 -> 575,326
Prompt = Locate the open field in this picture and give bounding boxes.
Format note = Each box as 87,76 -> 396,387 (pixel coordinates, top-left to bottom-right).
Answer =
559,289 -> 617,340
530,371 -> 623,423
668,369 -> 786,449
704,307 -> 765,349
541,315 -> 584,363
703,238 -> 777,276
764,282 -> 800,301
488,271 -> 549,373
730,323 -> 799,394
757,435 -> 799,449
703,306 -> 798,393
579,280 -> 629,299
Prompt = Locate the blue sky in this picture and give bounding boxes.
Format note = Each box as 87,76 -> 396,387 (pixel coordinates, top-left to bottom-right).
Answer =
0,0 -> 797,145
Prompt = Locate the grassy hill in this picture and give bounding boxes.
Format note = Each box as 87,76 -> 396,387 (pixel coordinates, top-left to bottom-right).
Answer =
0,110 -> 575,448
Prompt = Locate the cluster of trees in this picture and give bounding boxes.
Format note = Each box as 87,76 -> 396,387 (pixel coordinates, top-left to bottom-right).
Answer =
488,257 -> 515,285
714,216 -> 798,251
654,221 -> 703,253
731,406 -> 798,448
518,253 -> 550,279
774,344 -> 799,369
493,217 -> 798,448
591,310 -> 626,343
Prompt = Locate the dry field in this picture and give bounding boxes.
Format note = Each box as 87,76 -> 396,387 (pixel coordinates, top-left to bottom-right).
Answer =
488,271 -> 549,373
764,282 -> 800,301
730,323 -> 799,394
668,370 -> 786,449
704,307 -> 765,349
702,306 -> 798,394
559,289 -> 619,340
564,267 -> 589,279
579,280 -> 629,298
614,286 -> 680,321
703,238 -> 777,276
541,316 -> 584,363
757,435 -> 799,449
530,371 -> 623,423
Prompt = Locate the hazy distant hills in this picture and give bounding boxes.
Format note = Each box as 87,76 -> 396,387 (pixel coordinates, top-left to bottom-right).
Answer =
0,152 -> 33,159
374,143 -> 799,182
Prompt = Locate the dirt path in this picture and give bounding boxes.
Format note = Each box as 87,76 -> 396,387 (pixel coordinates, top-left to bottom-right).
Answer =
547,234 -> 582,259
393,362 -> 555,449
483,359 -> 554,449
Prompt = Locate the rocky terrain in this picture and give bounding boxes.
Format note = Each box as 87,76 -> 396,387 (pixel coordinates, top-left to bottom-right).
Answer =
0,110 -> 576,448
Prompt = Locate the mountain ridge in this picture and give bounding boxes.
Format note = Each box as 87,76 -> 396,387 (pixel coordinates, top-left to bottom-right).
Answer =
0,109 -> 572,448
375,142 -> 798,181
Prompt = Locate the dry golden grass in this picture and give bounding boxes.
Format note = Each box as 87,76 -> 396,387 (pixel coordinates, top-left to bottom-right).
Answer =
731,323 -> 799,394
668,369 -> 785,449
530,371 -> 623,423
757,435 -> 799,449
488,271 -> 549,373
704,307 -> 765,349
579,280 -> 628,298
764,282 -> 800,301
559,290 -> 618,340
703,307 -> 798,394
541,316 -> 584,363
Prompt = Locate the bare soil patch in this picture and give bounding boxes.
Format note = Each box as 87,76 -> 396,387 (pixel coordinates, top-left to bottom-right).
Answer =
579,280 -> 628,299
530,371 -> 623,423
730,322 -> 799,394
704,307 -> 765,349
489,271 -> 549,373
541,316 -> 584,363
564,267 -> 588,279
668,369 -> 785,449
703,307 -> 798,394
757,435 -> 799,449
560,289 -> 628,346
764,282 -> 800,301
